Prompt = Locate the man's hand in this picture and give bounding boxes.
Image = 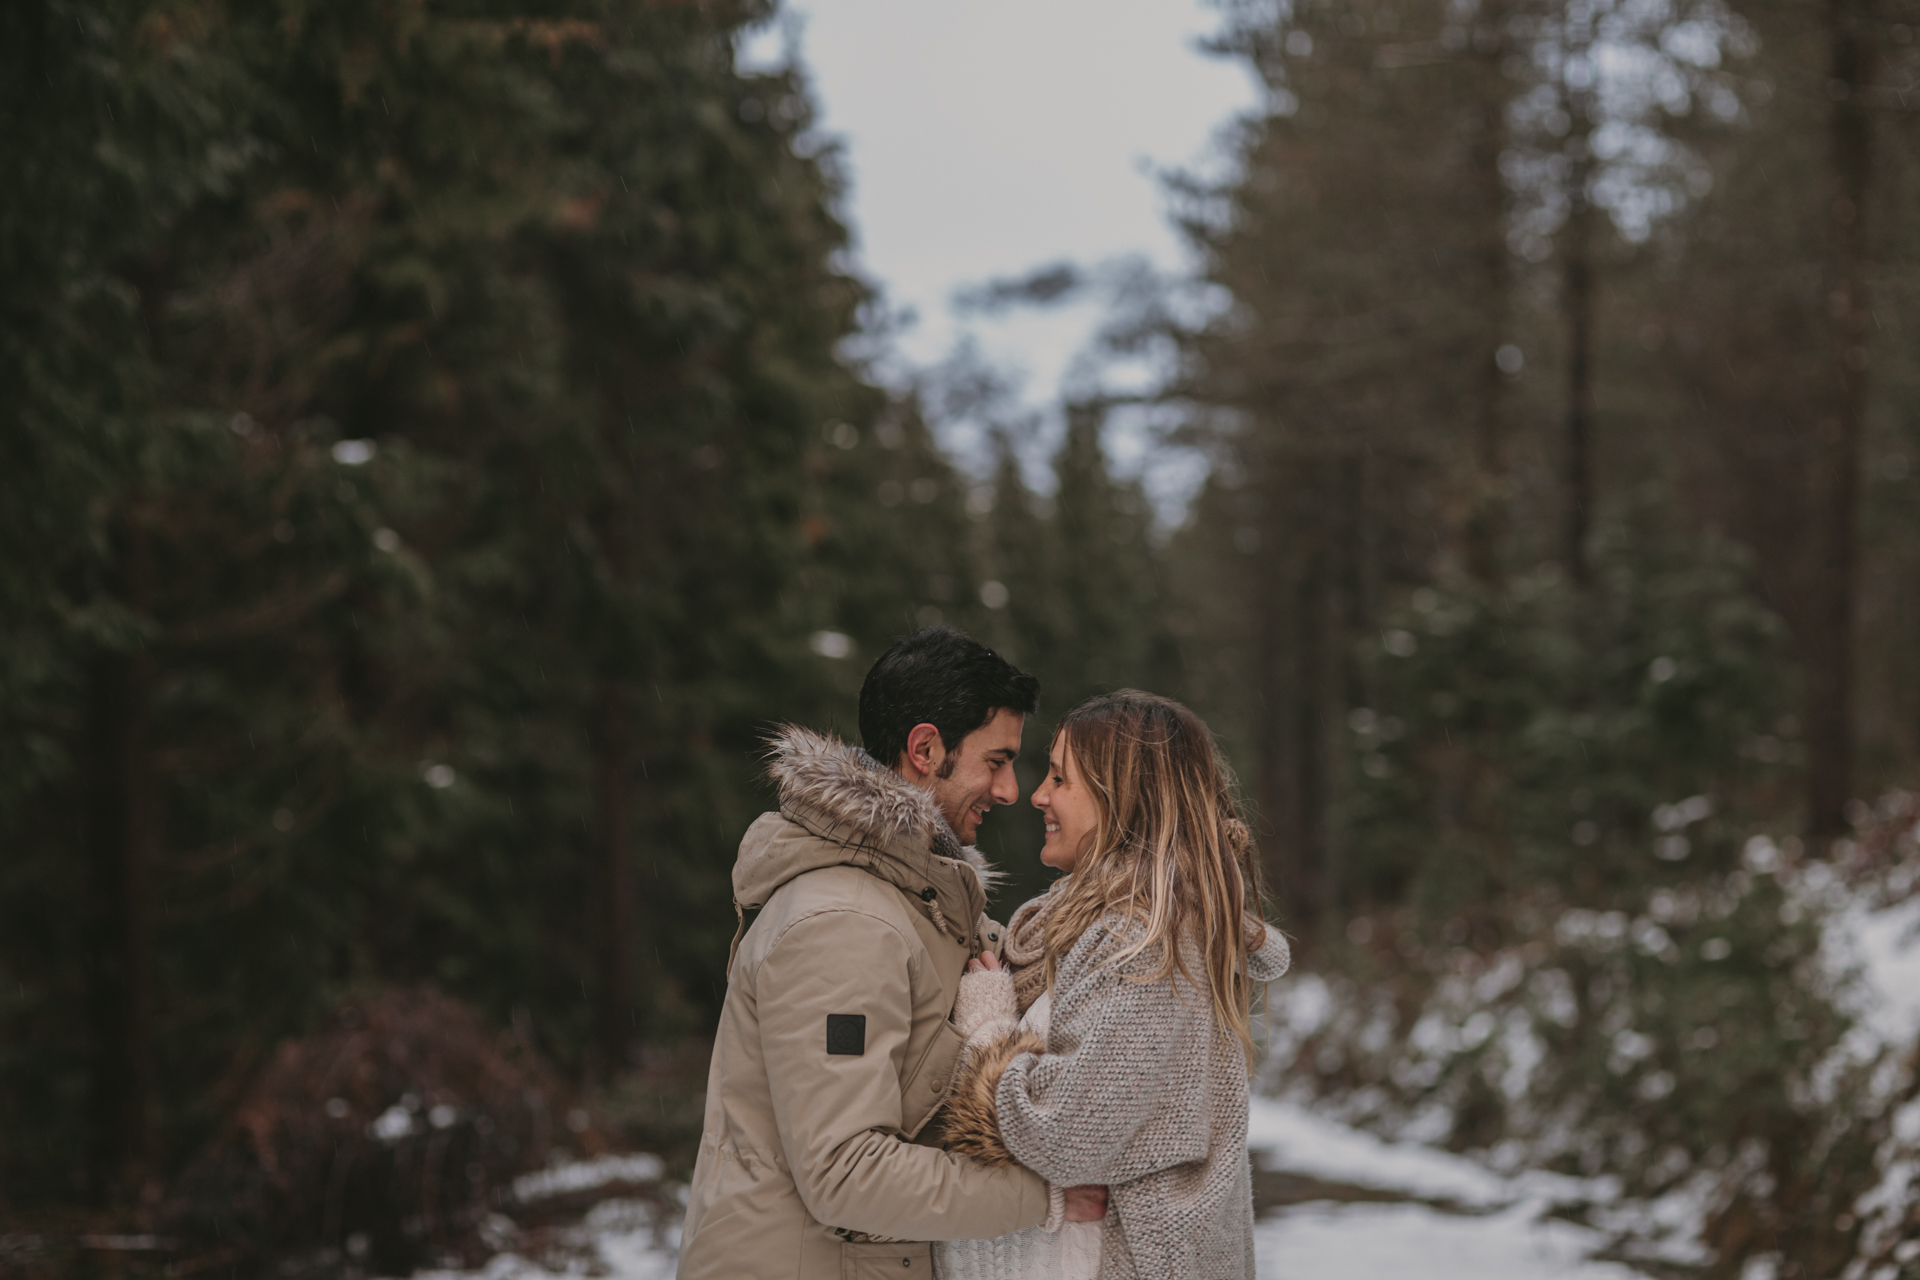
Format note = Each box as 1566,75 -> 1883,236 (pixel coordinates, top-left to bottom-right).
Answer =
1062,1184 -> 1107,1223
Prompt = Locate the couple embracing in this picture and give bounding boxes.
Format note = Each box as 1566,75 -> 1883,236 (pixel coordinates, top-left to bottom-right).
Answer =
677,626 -> 1290,1280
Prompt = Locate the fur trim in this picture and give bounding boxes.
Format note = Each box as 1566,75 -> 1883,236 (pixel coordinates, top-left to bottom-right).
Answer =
958,843 -> 1006,894
764,724 -> 1002,893
766,724 -> 944,847
941,1026 -> 1045,1167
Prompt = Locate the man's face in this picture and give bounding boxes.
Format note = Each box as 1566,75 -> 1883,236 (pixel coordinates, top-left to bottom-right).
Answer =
928,707 -> 1025,846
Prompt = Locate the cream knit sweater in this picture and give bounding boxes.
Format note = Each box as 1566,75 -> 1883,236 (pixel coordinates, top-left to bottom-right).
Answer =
934,990 -> 1103,1280
941,913 -> 1291,1280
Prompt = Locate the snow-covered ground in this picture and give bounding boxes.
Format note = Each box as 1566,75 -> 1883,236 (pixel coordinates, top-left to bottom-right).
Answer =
416,1195 -> 681,1280
427,810 -> 1920,1279
1245,1097 -> 1642,1278
1840,885 -> 1920,1046
435,1098 -> 1648,1279
1255,1201 -> 1644,1280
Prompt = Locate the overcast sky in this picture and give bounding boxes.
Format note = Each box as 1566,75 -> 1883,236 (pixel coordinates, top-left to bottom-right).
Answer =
741,0 -> 1259,482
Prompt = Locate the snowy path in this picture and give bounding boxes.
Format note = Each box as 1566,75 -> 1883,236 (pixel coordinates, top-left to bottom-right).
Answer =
472,1196 -> 1648,1280
1245,1097 -> 1643,1279
436,1098 -> 1650,1280
422,815 -> 1920,1280
1255,1202 -> 1642,1280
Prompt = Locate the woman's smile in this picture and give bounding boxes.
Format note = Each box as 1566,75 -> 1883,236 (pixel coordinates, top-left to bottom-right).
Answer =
1032,733 -> 1097,873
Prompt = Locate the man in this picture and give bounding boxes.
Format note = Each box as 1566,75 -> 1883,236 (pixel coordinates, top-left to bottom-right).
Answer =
677,626 -> 1104,1278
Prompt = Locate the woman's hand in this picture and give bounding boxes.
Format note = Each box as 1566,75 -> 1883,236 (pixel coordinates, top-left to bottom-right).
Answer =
966,949 -> 1004,974
952,957 -> 1017,1042
1062,1185 -> 1108,1223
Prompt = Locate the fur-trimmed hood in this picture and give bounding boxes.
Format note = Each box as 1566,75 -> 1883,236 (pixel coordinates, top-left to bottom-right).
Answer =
732,725 -> 999,947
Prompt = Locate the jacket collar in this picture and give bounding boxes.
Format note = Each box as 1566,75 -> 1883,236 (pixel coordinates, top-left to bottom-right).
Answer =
733,725 -> 999,946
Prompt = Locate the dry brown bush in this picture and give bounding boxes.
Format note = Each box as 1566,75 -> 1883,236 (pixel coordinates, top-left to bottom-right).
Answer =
165,988 -> 567,1276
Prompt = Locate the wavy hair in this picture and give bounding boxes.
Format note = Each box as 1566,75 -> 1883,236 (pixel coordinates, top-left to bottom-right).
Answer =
1043,690 -> 1269,1061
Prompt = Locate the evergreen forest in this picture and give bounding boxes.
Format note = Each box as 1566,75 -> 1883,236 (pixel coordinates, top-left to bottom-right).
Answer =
5,0 -> 1920,1275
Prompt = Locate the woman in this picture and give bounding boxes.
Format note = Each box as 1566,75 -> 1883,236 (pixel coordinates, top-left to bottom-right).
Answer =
935,690 -> 1291,1280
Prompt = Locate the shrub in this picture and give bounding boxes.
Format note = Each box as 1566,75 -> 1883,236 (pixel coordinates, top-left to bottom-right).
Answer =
165,988 -> 567,1276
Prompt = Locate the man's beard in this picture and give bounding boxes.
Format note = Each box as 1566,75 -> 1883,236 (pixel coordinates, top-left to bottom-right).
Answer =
931,764 -> 975,841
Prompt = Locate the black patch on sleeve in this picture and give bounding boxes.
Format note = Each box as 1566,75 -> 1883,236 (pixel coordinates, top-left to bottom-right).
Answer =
825,1013 -> 866,1056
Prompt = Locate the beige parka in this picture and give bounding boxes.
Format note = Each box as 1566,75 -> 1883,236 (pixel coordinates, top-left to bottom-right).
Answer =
676,727 -> 1052,1280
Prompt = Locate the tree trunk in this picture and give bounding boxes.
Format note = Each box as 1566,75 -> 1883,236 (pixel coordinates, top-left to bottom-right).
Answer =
592,683 -> 635,1074
1561,37 -> 1597,588
1252,452 -> 1329,933
1336,450 -> 1374,708
1462,0 -> 1514,585
1244,450 -> 1320,932
1292,531 -> 1332,920
1328,450 -> 1372,914
1806,0 -> 1874,837
86,517 -> 155,1204
1252,523 -> 1299,926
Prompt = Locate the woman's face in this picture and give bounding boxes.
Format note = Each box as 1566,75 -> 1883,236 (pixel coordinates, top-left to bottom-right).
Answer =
1033,732 -> 1099,874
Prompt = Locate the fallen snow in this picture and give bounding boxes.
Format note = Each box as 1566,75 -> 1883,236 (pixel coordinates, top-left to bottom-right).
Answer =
414,1197 -> 678,1280
513,1153 -> 666,1202
570,1200 -> 679,1280
1246,1096 -> 1512,1207
1246,1097 -> 1611,1209
1846,893 -> 1920,1047
1254,1201 -> 1645,1280
433,1107 -> 1646,1280
423,1122 -> 1651,1280
1246,1096 -> 1643,1277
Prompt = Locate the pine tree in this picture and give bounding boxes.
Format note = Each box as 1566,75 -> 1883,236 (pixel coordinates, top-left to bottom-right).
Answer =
969,404 -> 1173,906
0,0 -> 890,1203
1665,0 -> 1918,836
1179,0 -> 1512,927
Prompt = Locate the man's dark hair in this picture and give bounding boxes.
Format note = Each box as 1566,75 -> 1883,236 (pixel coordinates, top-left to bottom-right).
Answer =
859,626 -> 1039,772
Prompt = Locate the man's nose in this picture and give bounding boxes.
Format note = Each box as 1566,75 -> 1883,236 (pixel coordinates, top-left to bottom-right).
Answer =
992,767 -> 1020,806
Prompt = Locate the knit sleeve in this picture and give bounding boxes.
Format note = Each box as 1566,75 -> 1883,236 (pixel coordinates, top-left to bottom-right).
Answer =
988,921 -> 1215,1188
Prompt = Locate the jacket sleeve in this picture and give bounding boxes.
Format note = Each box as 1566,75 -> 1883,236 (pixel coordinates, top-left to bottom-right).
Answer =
757,908 -> 1052,1240
984,930 -> 1214,1188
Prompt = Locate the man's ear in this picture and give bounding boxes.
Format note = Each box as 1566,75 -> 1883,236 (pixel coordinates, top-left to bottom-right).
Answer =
900,722 -> 946,782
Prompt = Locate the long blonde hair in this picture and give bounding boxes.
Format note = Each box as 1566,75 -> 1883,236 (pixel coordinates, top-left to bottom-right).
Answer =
1044,690 -> 1268,1061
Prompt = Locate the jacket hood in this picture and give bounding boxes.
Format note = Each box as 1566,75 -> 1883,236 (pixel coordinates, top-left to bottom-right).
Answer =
733,725 -> 1000,946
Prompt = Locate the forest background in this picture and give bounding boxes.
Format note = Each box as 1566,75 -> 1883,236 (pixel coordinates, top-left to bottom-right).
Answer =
5,0 -> 1920,1276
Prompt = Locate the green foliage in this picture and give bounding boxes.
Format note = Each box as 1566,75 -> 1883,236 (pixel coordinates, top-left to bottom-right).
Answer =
4,5 -> 1920,1278
1163,0 -> 1920,1270
1268,841 -> 1893,1278
1345,528 -> 1798,920
0,0 -> 881,1205
971,404 -> 1181,909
